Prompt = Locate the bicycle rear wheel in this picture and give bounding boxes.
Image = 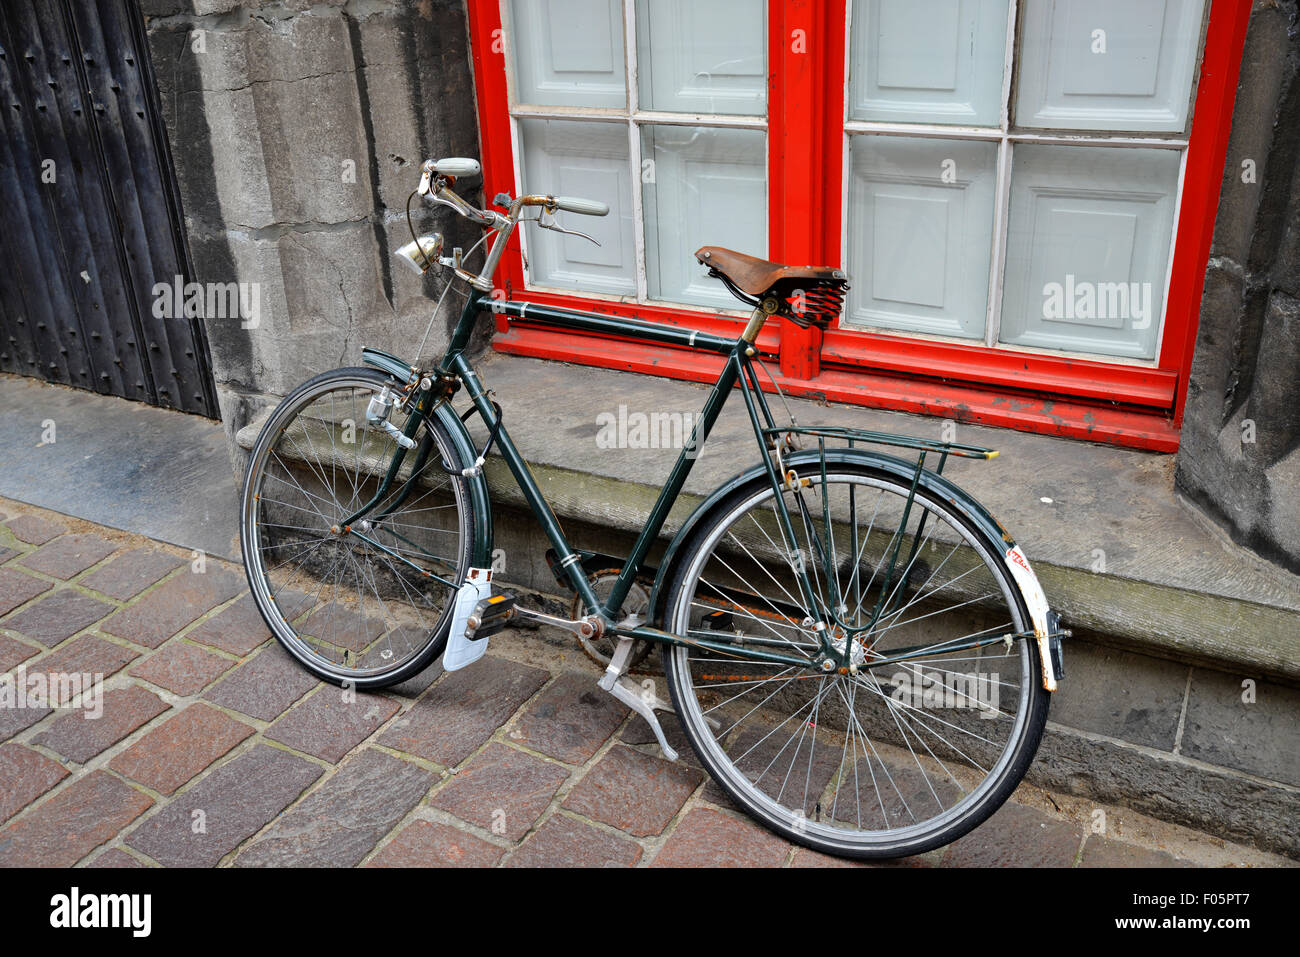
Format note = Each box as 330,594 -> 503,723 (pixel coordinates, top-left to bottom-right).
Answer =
240,367 -> 474,688
661,460 -> 1050,859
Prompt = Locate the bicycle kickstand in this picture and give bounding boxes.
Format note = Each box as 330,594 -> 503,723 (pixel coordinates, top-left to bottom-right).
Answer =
597,634 -> 679,762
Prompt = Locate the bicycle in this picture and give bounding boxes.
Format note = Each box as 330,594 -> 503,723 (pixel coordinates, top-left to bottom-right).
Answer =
239,156 -> 1069,860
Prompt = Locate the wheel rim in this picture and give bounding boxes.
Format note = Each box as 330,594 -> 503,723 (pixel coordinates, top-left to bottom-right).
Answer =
666,471 -> 1038,852
242,374 -> 469,681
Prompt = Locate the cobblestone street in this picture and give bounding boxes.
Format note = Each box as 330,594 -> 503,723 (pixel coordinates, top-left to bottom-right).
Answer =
0,497 -> 1288,868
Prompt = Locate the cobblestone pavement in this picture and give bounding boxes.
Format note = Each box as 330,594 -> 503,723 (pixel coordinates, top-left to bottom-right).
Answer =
0,498 -> 1289,868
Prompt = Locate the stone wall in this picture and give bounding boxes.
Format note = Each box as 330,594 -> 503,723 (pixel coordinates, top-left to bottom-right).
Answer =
1176,0 -> 1300,573
142,0 -> 483,476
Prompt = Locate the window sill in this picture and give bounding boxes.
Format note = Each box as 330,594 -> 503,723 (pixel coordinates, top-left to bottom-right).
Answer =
493,323 -> 1183,451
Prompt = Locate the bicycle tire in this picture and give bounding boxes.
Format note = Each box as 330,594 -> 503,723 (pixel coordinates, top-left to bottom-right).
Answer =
661,459 -> 1051,859
239,367 -> 475,688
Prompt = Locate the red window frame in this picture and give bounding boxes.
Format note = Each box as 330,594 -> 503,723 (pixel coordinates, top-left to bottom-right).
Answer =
466,0 -> 1250,452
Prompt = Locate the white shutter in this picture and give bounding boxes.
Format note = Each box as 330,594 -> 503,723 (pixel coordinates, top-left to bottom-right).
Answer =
844,136 -> 998,339
518,119 -> 636,296
509,0 -> 627,108
641,126 -> 766,308
998,145 -> 1181,358
849,0 -> 1010,127
635,0 -> 766,116
1014,0 -> 1207,132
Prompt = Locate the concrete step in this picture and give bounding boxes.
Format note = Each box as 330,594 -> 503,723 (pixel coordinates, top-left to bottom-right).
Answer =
0,374 -> 240,562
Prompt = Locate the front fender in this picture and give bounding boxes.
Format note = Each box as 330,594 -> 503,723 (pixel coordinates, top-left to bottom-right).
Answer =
362,348 -> 494,569
648,447 -> 1058,689
428,401 -> 494,569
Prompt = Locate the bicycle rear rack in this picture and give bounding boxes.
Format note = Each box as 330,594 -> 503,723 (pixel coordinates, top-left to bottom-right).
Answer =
758,424 -> 1000,658
762,424 -> 998,474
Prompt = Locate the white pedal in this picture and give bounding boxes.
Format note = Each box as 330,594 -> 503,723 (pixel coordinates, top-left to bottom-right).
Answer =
443,567 -> 493,671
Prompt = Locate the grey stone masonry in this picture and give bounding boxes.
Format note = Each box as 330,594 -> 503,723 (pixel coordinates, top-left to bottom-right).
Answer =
143,0 -> 486,480
1176,0 -> 1300,572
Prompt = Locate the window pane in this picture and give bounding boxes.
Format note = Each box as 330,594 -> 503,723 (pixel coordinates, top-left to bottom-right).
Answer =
641,126 -> 766,308
635,0 -> 766,115
1014,0 -> 1206,132
509,0 -> 626,108
517,119 -> 636,296
848,0 -> 1009,127
844,136 -> 997,339
999,145 -> 1181,359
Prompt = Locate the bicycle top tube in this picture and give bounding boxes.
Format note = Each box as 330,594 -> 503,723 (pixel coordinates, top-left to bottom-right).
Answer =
483,298 -> 740,356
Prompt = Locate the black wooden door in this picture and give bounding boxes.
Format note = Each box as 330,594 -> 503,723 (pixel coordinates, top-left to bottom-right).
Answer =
0,0 -> 217,417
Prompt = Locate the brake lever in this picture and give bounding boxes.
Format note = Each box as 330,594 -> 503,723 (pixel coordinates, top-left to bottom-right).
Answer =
538,209 -> 600,246
422,179 -> 502,229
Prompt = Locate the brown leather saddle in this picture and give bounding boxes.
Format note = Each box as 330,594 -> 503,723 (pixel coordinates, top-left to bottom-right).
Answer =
695,246 -> 849,328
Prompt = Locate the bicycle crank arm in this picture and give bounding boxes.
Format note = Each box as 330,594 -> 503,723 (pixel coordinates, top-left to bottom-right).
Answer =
512,605 -> 603,640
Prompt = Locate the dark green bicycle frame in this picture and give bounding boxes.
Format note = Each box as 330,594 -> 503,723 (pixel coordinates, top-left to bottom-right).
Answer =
442,293 -> 771,629
351,291 -> 1011,672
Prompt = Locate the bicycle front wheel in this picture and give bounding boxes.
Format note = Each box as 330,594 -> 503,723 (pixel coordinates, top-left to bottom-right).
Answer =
240,367 -> 474,688
662,461 -> 1050,859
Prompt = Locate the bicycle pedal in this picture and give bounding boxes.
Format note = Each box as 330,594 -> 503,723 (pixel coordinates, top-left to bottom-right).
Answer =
467,592 -> 516,640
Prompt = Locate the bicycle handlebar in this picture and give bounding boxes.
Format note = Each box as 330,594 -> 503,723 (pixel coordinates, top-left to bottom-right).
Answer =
431,157 -> 481,178
421,158 -> 607,221
413,158 -> 608,292
550,195 -> 609,216
515,193 -> 608,216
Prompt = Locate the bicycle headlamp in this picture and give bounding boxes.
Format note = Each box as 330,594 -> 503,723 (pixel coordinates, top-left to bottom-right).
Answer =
395,232 -> 444,274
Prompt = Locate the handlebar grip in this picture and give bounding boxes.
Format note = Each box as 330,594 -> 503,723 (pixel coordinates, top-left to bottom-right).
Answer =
433,157 -> 482,178
552,196 -> 609,216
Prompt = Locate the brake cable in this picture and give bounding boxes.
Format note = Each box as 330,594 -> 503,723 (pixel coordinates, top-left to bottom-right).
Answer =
406,190 -> 435,271
441,399 -> 504,478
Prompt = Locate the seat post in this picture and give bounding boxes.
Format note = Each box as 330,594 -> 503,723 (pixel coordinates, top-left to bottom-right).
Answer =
740,305 -> 770,344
